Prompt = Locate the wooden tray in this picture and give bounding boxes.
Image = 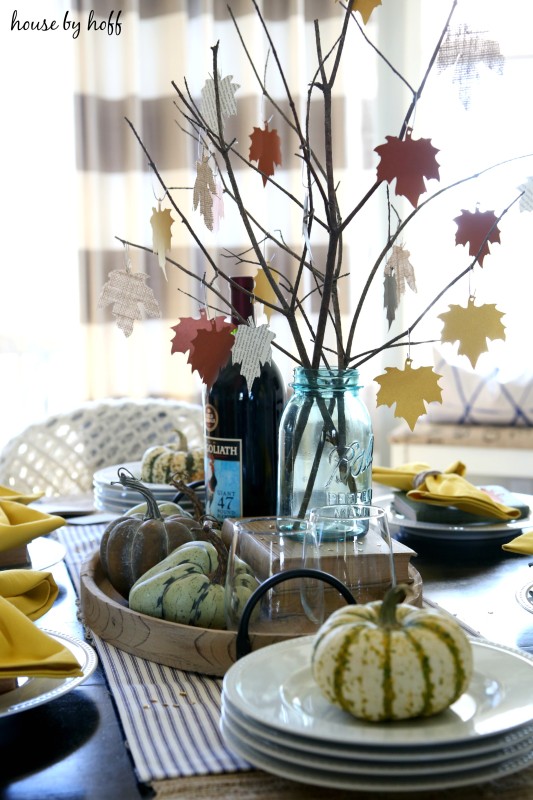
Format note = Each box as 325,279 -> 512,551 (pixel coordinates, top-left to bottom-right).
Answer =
79,551 -> 423,677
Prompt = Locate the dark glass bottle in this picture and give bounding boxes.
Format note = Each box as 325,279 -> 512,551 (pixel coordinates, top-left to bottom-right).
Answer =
203,276 -> 285,521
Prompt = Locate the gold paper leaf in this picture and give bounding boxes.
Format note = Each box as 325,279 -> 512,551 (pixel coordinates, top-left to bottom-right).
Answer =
438,296 -> 506,368
150,202 -> 174,278
351,0 -> 382,25
254,265 -> 279,321
374,358 -> 443,431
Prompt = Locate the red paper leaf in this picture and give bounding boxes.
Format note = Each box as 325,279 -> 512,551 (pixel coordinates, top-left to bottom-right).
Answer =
187,320 -> 235,388
249,122 -> 282,186
454,208 -> 501,266
170,309 -> 211,356
375,130 -> 440,207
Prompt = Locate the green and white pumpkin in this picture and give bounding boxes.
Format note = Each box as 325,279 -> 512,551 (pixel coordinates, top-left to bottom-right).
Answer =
129,526 -> 257,629
140,429 -> 204,485
311,585 -> 473,721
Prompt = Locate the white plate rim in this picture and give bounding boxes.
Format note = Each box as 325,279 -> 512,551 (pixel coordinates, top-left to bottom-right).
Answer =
221,694 -> 533,761
220,715 -> 533,793
383,498 -> 532,536
221,703 -> 533,772
27,537 -> 66,571
93,461 -> 180,494
223,637 -> 533,748
0,630 -> 98,718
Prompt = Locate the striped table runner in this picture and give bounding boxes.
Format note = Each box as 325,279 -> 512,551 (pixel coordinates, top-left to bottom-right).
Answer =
55,524 -> 250,784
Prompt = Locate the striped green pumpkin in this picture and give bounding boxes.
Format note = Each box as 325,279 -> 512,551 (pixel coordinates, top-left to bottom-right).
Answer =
140,431 -> 204,485
311,585 -> 473,721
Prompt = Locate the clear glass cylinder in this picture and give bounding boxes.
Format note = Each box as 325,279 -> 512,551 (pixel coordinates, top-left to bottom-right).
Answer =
277,367 -> 373,517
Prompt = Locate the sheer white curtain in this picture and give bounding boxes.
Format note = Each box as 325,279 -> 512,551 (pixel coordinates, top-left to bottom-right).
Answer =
1,0 -> 86,450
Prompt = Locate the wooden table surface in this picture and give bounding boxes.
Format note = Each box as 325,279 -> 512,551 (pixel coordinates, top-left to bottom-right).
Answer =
2,509 -> 533,799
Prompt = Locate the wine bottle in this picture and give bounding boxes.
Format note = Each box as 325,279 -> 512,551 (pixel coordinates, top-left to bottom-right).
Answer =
203,276 -> 285,521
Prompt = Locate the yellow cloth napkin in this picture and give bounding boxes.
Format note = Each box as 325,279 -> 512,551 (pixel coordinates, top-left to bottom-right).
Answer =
0,569 -> 58,619
0,483 -> 43,504
0,500 -> 65,552
373,461 -> 520,521
502,531 -> 533,555
0,569 -> 83,679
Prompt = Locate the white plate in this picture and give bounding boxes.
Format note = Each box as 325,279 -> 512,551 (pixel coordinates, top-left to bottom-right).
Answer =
384,498 -> 533,541
221,704 -> 533,773
222,694 -> 533,761
0,630 -> 98,717
220,715 -> 533,793
223,637 -> 533,748
93,462 -> 179,496
27,537 -> 66,571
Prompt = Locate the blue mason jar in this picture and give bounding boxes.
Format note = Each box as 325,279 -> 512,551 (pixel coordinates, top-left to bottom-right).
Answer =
277,367 -> 373,517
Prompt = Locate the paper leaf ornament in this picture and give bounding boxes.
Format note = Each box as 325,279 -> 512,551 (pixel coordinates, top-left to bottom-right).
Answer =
193,156 -> 217,231
150,203 -> 174,278
438,296 -> 506,368
518,177 -> 533,212
383,270 -> 399,329
231,323 -> 275,390
383,244 -> 417,328
98,267 -> 161,337
212,176 -> 225,232
374,358 -> 443,431
200,71 -> 239,133
170,308 -> 213,357
352,0 -> 382,25
254,265 -> 279,321
375,130 -> 440,208
249,122 -> 282,186
187,317 -> 235,388
454,208 -> 500,267
437,25 -> 504,109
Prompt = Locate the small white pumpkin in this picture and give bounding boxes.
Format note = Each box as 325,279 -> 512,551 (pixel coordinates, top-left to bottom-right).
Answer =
311,584 -> 473,721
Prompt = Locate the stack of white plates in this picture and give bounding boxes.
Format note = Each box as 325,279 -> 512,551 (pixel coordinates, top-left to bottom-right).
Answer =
221,636 -> 533,792
93,461 -> 179,514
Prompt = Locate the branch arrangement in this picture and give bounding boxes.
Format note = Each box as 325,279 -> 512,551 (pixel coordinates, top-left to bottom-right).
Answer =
111,0 -> 532,429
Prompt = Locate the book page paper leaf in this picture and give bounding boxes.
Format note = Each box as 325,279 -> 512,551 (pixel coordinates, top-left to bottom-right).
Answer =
150,202 -> 174,278
518,177 -> 533,212
98,268 -> 161,338
454,208 -> 500,266
188,319 -> 235,389
212,176 -> 225,232
374,358 -> 443,431
383,270 -> 399,329
193,156 -> 216,231
231,322 -> 275,389
375,130 -> 440,208
254,265 -> 279,321
200,72 -> 239,133
438,297 -> 506,368
437,25 -> 504,109
249,123 -> 282,186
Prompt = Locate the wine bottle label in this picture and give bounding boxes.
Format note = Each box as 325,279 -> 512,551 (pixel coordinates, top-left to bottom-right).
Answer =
204,435 -> 243,520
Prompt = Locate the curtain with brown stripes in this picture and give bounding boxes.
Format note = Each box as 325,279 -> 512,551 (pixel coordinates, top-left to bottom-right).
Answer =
72,0 -> 379,406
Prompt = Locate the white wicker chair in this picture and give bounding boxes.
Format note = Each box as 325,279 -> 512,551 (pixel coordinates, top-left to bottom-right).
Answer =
0,398 -> 203,496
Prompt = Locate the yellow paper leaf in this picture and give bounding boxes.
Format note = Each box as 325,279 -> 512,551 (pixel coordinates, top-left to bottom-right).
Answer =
254,265 -> 279,321
374,358 -> 443,431
150,202 -> 174,278
438,296 -> 506,368
340,0 -> 382,25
